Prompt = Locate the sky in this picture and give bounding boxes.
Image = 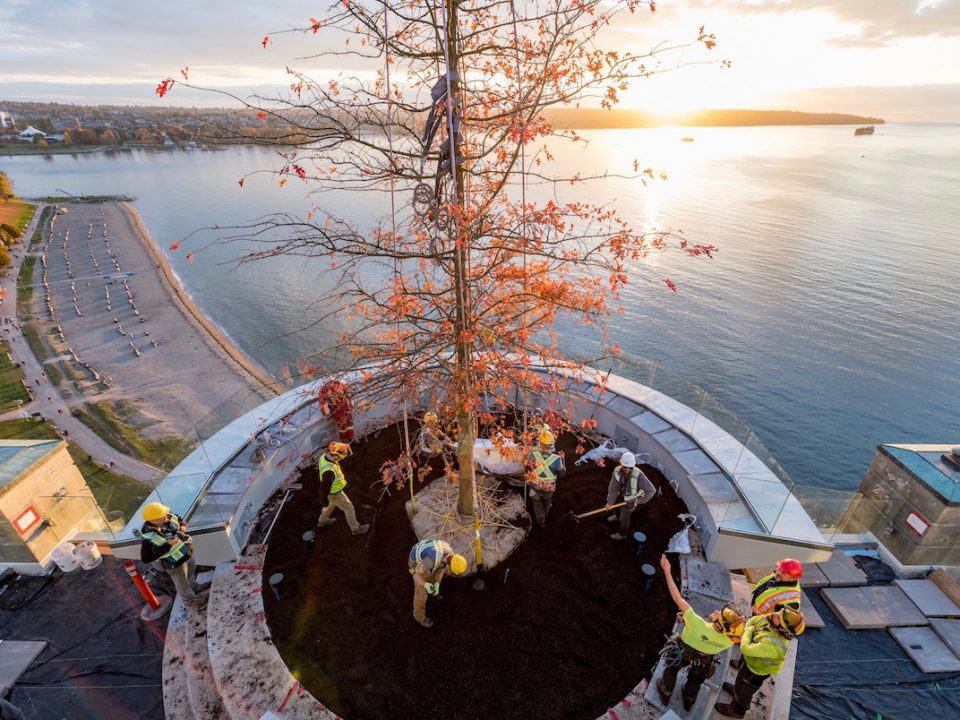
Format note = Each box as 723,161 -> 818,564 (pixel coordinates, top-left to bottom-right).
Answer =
1,0 -> 959,121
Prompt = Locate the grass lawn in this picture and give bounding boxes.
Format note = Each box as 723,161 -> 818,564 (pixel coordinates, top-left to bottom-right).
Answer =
0,340 -> 29,412
74,400 -> 195,470
0,417 -> 148,523
21,324 -> 50,363
17,255 -> 35,303
29,206 -> 51,246
0,199 -> 35,233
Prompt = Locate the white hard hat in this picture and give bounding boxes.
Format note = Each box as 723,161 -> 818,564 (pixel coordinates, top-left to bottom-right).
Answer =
620,452 -> 636,468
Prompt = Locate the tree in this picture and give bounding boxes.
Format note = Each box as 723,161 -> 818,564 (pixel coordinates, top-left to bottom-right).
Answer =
0,171 -> 13,200
161,1 -> 718,517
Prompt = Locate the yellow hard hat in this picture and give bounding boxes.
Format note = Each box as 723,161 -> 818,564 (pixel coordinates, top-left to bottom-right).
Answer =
328,441 -> 352,460
777,607 -> 805,637
423,412 -> 438,424
449,554 -> 468,575
142,501 -> 170,522
713,604 -> 745,636
539,429 -> 555,446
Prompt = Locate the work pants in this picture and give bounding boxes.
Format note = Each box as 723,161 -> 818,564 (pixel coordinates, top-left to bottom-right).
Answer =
410,571 -> 439,623
318,490 -> 361,531
731,663 -> 769,715
660,642 -> 714,707
530,489 -> 554,527
617,503 -> 634,536
167,556 -> 198,600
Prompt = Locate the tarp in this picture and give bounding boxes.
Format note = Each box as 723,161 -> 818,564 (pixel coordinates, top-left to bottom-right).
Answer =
791,556 -> 960,720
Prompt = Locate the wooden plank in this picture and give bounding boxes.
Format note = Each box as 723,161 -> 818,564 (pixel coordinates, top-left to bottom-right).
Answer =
929,569 -> 960,609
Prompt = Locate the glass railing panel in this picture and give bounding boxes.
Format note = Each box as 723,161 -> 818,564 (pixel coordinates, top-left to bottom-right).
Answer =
149,472 -> 211,520
739,429 -> 795,491
725,474 -> 791,535
37,494 -> 119,543
788,485 -> 863,542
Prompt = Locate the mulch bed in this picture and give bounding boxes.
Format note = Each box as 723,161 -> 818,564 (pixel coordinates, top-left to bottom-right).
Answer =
263,423 -> 687,720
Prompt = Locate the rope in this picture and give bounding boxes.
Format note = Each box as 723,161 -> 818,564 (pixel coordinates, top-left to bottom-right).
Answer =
382,1 -> 415,503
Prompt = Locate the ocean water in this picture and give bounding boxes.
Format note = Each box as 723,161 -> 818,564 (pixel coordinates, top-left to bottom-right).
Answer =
3,124 -> 958,493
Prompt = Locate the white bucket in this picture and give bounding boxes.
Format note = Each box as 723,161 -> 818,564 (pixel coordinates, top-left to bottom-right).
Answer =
51,542 -> 80,572
73,541 -> 103,570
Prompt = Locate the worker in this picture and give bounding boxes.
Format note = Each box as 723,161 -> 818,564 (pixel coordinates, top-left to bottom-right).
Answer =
408,538 -> 467,628
715,607 -> 805,718
604,451 -> 656,540
750,558 -> 803,615
316,442 -> 370,535
418,411 -> 452,458
139,501 -> 209,601
526,428 -> 565,528
656,555 -> 744,712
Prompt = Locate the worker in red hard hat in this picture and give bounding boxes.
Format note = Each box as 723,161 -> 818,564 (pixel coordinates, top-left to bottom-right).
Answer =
750,558 -> 803,616
316,442 -> 369,535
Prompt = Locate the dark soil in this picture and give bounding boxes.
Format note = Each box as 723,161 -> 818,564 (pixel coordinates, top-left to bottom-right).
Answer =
263,423 -> 688,720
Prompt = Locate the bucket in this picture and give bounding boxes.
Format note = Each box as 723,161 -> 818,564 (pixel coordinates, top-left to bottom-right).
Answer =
73,540 -> 103,570
51,542 -> 80,572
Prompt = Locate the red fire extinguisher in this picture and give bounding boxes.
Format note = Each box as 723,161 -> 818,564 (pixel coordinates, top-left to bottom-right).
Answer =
318,380 -> 354,441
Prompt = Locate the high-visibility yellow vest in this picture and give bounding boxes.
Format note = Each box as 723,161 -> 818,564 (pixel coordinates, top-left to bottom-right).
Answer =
742,621 -> 790,676
142,513 -> 190,565
531,450 -> 560,489
751,573 -> 801,615
318,454 -> 346,494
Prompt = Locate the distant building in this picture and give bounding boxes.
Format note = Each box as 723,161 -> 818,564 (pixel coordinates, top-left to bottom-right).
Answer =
0,111 -> 16,142
0,439 -> 104,575
17,126 -> 47,142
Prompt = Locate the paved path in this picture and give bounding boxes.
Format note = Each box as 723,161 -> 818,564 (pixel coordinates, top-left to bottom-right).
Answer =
0,204 -> 160,484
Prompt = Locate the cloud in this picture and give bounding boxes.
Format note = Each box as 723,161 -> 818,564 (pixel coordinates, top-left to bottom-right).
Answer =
682,1 -> 960,47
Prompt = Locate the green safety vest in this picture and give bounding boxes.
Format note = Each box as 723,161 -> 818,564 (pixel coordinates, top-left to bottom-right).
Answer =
621,467 -> 644,502
531,450 -> 560,489
742,621 -> 790,676
318,454 -> 346,494
142,513 -> 190,566
752,573 -> 801,615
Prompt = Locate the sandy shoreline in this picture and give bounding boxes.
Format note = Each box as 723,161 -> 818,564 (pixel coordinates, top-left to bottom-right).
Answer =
121,203 -> 283,396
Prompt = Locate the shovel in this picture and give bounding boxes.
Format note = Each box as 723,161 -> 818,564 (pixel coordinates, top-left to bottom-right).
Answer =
571,501 -> 626,523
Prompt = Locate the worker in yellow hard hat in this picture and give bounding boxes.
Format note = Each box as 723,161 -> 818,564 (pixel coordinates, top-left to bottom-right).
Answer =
716,607 -> 805,718
316,442 -> 369,535
526,427 -> 565,528
417,411 -> 453,459
408,538 -> 467,628
656,554 -> 745,711
139,501 -> 209,601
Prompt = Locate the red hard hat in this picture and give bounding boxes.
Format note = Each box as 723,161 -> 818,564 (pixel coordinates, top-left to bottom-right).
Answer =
777,558 -> 803,579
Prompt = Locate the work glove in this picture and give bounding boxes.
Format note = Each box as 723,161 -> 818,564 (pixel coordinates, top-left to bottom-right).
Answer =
425,582 -> 440,596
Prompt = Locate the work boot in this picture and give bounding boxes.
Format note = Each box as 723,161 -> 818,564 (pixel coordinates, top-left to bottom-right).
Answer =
610,532 -> 627,541
682,693 -> 696,712
317,517 -> 337,527
352,523 -> 370,535
722,682 -> 735,696
655,679 -> 671,706
418,617 -> 434,628
606,515 -> 617,523
714,702 -> 745,718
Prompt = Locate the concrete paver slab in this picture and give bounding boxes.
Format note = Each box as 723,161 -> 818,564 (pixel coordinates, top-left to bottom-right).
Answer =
0,640 -> 47,693
799,591 -> 825,628
817,550 -> 868,587
799,563 -> 829,588
890,626 -> 960,673
894,579 -> 960,617
685,558 -> 734,604
861,586 -> 928,626
821,588 -> 886,629
929,618 -> 960,660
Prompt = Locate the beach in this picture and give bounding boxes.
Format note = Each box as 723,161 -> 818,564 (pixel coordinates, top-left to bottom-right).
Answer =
27,200 -> 279,446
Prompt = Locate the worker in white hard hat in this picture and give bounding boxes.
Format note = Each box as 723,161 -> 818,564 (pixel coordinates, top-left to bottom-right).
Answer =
139,501 -> 209,601
526,428 -> 566,528
317,442 -> 370,535
604,451 -> 656,540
